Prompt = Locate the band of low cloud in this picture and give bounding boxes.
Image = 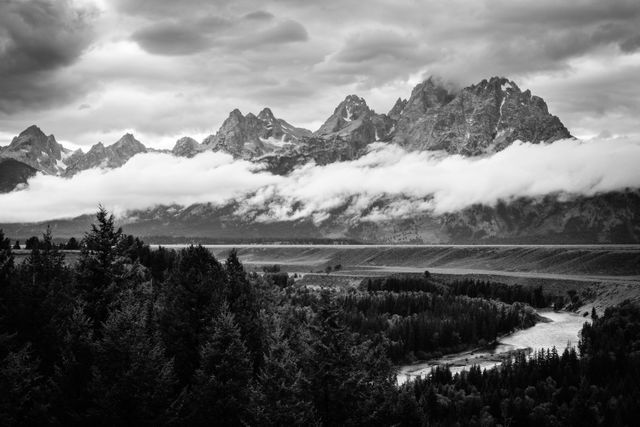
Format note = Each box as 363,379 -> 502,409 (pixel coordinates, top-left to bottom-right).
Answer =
1,137 -> 639,223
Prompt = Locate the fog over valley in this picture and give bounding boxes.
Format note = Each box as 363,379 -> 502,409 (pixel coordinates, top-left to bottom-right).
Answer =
1,136 -> 640,223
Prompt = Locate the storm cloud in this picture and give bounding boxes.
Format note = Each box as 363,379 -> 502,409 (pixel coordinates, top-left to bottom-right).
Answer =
0,0 -> 639,147
0,0 -> 97,112
1,138 -> 639,223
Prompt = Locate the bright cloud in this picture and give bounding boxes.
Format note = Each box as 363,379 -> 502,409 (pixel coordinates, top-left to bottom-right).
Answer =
1,138 -> 640,223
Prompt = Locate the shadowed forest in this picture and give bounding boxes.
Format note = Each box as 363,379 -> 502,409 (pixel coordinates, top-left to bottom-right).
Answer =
1,209 -> 639,426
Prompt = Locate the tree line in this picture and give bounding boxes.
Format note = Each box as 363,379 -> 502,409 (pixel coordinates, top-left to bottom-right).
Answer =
365,275 -> 552,307
5,234 -> 81,251
1,209 -> 639,426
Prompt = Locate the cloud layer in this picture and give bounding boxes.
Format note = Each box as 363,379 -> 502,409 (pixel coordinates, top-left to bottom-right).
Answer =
0,0 -> 97,112
1,138 -> 640,223
1,0 -> 639,148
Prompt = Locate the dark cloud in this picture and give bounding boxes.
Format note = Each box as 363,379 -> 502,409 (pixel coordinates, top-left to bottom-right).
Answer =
131,12 -> 307,56
620,34 -> 640,52
255,20 -> 309,45
132,22 -> 212,55
491,0 -> 640,26
319,30 -> 441,88
0,0 -> 96,112
112,0 -> 232,17
1,0 -> 639,148
244,10 -> 275,21
334,31 -> 420,63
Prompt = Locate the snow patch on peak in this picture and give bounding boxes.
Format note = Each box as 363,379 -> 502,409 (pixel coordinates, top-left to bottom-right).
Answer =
345,105 -> 353,121
260,135 -> 290,148
501,81 -> 513,92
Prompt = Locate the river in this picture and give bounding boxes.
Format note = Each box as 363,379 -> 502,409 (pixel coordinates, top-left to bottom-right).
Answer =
396,310 -> 589,385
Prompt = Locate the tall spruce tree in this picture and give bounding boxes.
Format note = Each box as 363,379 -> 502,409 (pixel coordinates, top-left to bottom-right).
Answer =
158,245 -> 225,385
0,229 -> 13,287
76,206 -> 123,329
90,294 -> 176,425
225,249 -> 264,372
253,317 -> 318,425
186,304 -> 253,425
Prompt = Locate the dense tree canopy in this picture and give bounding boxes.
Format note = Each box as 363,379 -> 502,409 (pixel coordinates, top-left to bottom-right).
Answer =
0,213 -> 639,426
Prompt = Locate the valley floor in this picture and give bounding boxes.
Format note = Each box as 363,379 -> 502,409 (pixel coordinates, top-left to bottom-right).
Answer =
198,244 -> 640,315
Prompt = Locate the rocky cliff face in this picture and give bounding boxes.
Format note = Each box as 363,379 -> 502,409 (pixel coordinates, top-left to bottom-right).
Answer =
257,107 -> 312,142
202,108 -> 311,158
314,95 -> 394,148
199,76 -> 571,165
388,98 -> 408,121
64,133 -> 147,176
1,76 -> 572,177
0,125 -> 70,174
172,137 -> 204,158
391,77 -> 571,155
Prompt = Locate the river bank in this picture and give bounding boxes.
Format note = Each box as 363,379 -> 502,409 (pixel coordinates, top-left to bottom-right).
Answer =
397,310 -> 589,385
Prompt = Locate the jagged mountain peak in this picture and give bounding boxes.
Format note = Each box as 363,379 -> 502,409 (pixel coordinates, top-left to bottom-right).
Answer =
391,76 -> 571,155
333,94 -> 370,119
1,75 -> 573,180
63,133 -> 147,176
112,133 -> 144,149
314,94 -> 394,147
0,125 -> 65,174
18,124 -> 47,138
226,108 -> 245,122
316,95 -> 371,135
389,97 -> 408,120
176,136 -> 198,144
407,77 -> 457,111
471,76 -> 521,95
89,142 -> 105,151
172,136 -> 204,158
202,106 -> 312,158
258,107 -> 276,122
342,94 -> 367,104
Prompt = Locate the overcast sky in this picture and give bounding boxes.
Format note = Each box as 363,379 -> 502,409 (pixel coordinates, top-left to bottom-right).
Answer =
1,0 -> 639,150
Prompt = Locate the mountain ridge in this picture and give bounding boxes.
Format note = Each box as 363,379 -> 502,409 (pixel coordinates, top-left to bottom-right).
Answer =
0,75 -> 571,182
2,75 -> 630,245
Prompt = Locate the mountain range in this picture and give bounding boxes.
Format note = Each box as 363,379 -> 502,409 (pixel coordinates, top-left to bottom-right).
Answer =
1,76 -> 637,243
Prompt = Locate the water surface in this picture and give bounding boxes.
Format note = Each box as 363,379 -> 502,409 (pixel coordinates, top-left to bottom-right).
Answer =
397,310 -> 588,385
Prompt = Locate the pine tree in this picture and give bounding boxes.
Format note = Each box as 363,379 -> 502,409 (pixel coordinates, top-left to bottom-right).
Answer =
0,229 -> 13,286
225,249 -> 265,372
24,236 -> 40,250
24,227 -> 66,287
158,245 -> 225,384
12,227 -> 70,374
90,294 -> 176,425
76,206 -> 123,329
186,304 -> 253,425
253,317 -> 318,425
65,237 -> 80,250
